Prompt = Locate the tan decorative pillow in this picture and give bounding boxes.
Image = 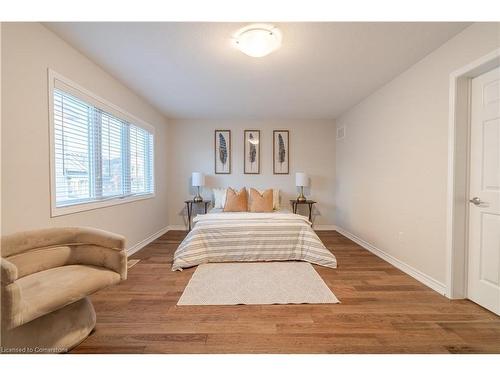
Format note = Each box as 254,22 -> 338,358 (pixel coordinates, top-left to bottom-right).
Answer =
223,187 -> 248,212
249,188 -> 274,212
258,188 -> 280,210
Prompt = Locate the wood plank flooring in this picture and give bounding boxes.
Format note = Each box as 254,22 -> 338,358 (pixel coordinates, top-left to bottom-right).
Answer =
71,230 -> 500,354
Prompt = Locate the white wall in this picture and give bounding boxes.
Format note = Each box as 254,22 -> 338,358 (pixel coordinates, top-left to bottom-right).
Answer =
168,119 -> 336,228
1,23 -> 170,249
335,22 -> 500,286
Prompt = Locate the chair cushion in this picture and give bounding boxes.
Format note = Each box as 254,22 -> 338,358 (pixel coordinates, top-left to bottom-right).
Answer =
15,264 -> 120,326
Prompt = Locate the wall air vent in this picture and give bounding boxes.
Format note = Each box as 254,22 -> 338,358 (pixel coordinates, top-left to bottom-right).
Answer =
336,126 -> 346,140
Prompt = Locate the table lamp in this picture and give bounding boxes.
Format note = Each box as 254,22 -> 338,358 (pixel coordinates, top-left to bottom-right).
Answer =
295,172 -> 309,202
192,172 -> 205,202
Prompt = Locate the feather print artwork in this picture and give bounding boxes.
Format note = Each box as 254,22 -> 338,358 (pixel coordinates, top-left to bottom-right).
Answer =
278,133 -> 286,167
249,133 -> 256,169
219,133 -> 227,166
273,130 -> 289,174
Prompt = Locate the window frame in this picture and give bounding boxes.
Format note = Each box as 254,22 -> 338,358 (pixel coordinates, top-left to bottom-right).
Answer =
48,69 -> 156,217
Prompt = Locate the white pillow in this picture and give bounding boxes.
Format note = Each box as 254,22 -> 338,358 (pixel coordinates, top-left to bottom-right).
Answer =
258,188 -> 280,210
213,188 -> 227,208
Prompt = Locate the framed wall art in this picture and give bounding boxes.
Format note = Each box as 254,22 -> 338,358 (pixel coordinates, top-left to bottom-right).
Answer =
244,130 -> 260,174
214,129 -> 231,174
273,130 -> 289,174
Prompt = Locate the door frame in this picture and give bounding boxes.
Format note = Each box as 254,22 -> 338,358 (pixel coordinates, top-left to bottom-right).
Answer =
446,48 -> 500,299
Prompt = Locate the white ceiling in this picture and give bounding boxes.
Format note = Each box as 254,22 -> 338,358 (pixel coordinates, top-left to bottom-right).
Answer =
46,22 -> 470,120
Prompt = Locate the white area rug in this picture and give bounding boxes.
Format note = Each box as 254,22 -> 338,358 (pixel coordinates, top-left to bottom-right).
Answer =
177,262 -> 339,305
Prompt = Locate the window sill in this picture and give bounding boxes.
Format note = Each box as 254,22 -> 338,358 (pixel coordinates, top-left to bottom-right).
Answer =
51,193 -> 155,217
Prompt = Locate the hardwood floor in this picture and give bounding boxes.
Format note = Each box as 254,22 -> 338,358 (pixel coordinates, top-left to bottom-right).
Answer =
71,230 -> 500,354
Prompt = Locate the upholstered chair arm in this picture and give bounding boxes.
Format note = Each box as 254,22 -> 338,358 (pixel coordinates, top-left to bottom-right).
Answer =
1,258 -> 23,330
1,227 -> 126,258
72,227 -> 127,280
1,282 -> 23,330
72,227 -> 126,251
2,227 -> 127,282
72,245 -> 127,280
1,258 -> 18,285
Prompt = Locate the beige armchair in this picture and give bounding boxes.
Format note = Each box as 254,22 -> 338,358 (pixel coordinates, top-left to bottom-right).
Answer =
1,227 -> 127,353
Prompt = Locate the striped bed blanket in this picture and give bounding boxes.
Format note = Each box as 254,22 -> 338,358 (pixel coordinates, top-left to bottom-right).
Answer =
172,212 -> 337,271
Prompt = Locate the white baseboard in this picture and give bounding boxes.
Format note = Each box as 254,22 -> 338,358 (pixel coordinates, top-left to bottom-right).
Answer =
314,224 -> 337,230
334,226 -> 446,296
126,226 -> 170,256
168,224 -> 188,231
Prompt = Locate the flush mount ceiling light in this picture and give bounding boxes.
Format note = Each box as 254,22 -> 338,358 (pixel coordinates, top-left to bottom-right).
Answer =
232,24 -> 282,58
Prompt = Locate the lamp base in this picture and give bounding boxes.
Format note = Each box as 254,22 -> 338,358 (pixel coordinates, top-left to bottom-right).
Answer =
296,186 -> 307,202
193,186 -> 203,202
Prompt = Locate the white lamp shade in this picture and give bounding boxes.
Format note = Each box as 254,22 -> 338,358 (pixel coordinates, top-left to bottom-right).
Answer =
192,172 -> 205,187
295,173 -> 309,187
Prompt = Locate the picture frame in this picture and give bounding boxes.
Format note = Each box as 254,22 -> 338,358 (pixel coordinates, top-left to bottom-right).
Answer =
273,130 -> 289,174
214,129 -> 231,174
244,130 -> 260,174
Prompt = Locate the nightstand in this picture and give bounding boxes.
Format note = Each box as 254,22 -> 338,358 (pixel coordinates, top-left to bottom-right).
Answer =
185,200 -> 211,231
290,200 -> 316,223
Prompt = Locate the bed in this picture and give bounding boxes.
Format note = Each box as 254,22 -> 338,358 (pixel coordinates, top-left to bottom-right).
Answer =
172,210 -> 337,271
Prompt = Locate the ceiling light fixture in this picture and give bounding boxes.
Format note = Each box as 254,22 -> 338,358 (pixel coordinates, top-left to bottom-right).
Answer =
233,24 -> 282,58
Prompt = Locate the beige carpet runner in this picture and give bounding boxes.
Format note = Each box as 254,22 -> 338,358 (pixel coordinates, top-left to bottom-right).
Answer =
177,262 -> 339,305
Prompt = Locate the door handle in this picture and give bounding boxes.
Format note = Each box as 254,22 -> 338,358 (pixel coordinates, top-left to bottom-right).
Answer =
469,197 -> 484,206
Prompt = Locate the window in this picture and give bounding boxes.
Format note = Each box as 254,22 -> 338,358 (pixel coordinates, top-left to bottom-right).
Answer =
50,72 -> 155,215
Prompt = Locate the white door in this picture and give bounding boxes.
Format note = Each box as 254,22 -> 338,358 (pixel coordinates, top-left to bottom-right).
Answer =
468,66 -> 500,315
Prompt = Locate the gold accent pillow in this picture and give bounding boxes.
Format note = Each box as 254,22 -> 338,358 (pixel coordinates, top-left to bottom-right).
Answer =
248,188 -> 274,212
223,187 -> 248,212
